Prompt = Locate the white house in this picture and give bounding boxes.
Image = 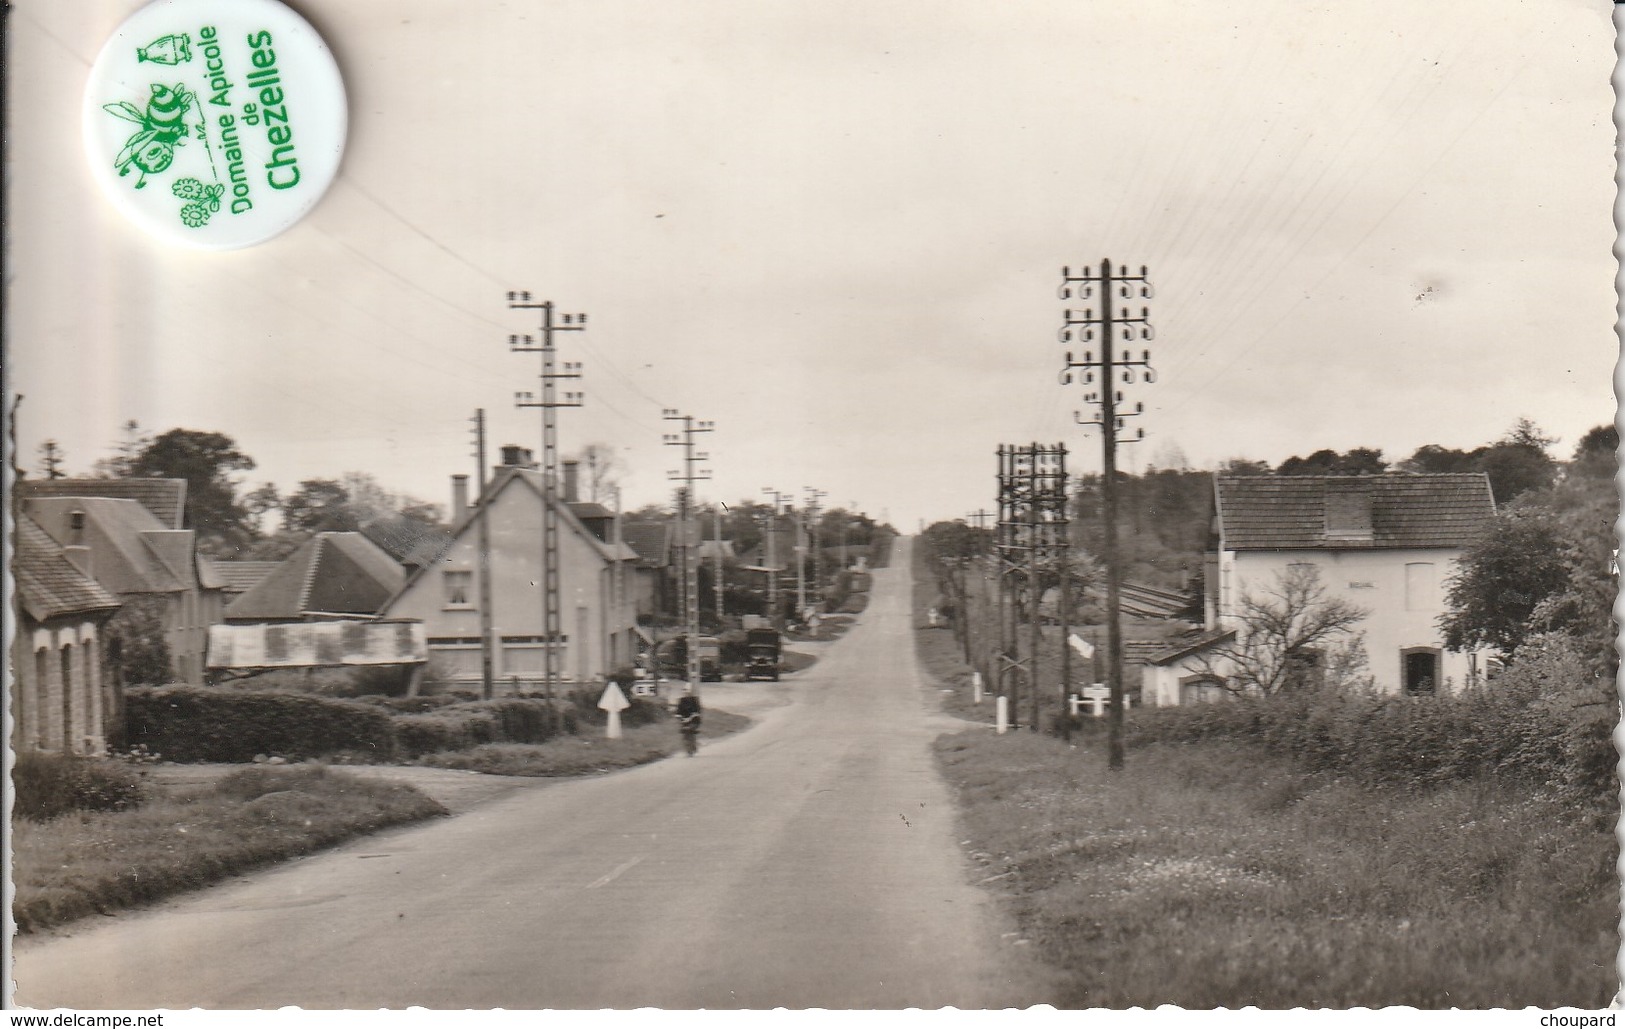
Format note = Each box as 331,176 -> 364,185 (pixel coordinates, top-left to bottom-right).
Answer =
381,455 -> 639,691
1143,473 -> 1497,705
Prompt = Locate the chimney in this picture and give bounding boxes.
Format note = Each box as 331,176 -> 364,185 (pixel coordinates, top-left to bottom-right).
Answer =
64,545 -> 92,577
563,460 -> 580,504
452,474 -> 469,516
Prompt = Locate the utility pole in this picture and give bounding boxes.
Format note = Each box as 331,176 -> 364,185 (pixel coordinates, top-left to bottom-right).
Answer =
1060,259 -> 1155,771
664,410 -> 713,694
994,446 -> 1027,727
471,409 -> 496,700
804,487 -> 826,612
713,504 -> 725,621
508,292 -> 586,698
762,487 -> 791,624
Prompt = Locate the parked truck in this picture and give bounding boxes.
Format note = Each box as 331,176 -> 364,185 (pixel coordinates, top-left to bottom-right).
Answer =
653,635 -> 722,682
744,627 -> 782,681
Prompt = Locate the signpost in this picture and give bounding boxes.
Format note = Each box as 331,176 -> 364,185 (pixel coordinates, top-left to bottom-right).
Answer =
598,682 -> 630,739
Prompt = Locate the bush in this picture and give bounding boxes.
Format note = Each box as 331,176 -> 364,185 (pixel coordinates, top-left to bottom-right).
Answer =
126,686 -> 397,763
392,710 -> 500,759
13,752 -> 145,821
1129,639 -> 1616,808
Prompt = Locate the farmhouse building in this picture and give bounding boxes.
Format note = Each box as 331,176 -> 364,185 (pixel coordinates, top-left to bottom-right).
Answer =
21,482 -> 226,687
381,454 -> 640,690
1144,473 -> 1497,704
12,515 -> 123,754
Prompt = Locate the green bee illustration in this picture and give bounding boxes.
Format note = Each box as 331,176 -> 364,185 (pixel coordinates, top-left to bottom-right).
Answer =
172,177 -> 224,227
137,34 -> 192,65
104,83 -> 196,188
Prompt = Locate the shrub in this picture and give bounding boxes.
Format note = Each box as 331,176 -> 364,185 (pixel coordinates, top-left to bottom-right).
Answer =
126,686 -> 397,763
13,752 -> 145,821
392,710 -> 500,759
1129,638 -> 1616,808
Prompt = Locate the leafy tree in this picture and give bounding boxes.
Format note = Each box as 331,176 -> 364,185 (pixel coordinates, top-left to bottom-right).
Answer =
126,429 -> 256,553
1569,424 -> 1617,480
1439,506 -> 1570,659
281,478 -> 357,533
1398,443 -> 1480,474
104,596 -> 174,686
1277,447 -> 1387,476
1218,458 -> 1272,476
1194,563 -> 1369,696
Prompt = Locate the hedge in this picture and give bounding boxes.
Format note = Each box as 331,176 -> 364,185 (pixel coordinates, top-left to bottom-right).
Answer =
13,753 -> 145,821
126,686 -> 397,764
1128,640 -> 1615,808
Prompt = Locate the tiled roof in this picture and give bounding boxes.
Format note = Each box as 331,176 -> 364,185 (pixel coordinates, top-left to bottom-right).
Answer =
360,516 -> 455,568
212,561 -> 282,593
225,532 -> 404,621
14,516 -> 121,622
1147,628 -> 1237,667
1215,474 -> 1496,551
23,496 -> 192,594
16,478 -> 187,528
620,523 -> 670,567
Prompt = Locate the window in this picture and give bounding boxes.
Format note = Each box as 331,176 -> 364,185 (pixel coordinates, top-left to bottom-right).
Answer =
1179,675 -> 1227,705
1402,648 -> 1441,695
443,569 -> 473,608
1404,562 -> 1437,611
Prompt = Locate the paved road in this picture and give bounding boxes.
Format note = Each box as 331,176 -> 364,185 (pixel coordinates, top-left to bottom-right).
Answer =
12,538 -> 1049,1010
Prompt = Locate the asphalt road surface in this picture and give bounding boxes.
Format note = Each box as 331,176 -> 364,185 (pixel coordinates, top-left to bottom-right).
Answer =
12,538 -> 1050,1010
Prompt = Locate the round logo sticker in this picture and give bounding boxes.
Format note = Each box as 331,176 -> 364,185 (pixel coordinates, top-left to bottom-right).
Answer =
83,0 -> 346,250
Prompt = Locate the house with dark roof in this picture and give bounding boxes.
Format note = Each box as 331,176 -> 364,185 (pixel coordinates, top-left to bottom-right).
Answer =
18,477 -> 189,530
619,521 -> 672,618
381,454 -> 640,691
13,516 -> 124,754
1144,473 -> 1498,705
224,532 -> 406,623
23,493 -> 227,686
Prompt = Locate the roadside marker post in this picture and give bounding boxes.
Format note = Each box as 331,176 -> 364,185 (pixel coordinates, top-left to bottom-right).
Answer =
598,682 -> 630,739
996,696 -> 1009,734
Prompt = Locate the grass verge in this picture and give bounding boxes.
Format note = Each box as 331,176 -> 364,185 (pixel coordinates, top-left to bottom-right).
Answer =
418,709 -> 753,775
934,726 -> 1617,1008
12,765 -> 447,934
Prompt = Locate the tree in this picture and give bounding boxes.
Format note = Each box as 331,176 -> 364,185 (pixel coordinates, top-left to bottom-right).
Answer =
93,419 -> 150,479
1569,424 -> 1617,480
243,482 -> 281,534
281,478 -> 357,533
573,442 -> 621,503
1194,564 -> 1369,696
37,439 -> 66,479
126,429 -> 257,552
1439,506 -> 1570,659
1277,447 -> 1387,476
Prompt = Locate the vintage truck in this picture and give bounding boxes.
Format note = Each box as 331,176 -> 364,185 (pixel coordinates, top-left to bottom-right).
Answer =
743,627 -> 782,681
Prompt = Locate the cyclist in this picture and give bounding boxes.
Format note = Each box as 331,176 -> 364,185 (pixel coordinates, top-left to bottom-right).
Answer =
675,691 -> 703,757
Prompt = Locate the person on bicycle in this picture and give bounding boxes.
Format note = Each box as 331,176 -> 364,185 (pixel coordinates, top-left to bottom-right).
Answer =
675,691 -> 703,757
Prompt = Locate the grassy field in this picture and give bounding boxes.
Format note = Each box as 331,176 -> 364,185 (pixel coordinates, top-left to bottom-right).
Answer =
913,538 -> 1618,1008
13,765 -> 447,934
935,728 -> 1616,1008
419,709 -> 753,775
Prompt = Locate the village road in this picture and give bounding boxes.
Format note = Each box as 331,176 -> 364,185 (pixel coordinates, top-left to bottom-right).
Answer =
11,537 -> 1051,1010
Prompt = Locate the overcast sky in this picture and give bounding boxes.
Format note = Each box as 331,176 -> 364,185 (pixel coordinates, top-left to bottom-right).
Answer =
7,0 -> 1618,533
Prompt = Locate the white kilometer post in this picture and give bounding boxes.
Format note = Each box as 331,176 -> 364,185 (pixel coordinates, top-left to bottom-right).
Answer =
598,682 -> 630,739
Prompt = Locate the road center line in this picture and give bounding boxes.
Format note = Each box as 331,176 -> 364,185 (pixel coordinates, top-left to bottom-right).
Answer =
585,856 -> 643,890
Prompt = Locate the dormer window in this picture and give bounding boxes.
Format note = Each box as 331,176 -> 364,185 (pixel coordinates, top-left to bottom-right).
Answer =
68,509 -> 86,542
1324,485 -> 1373,541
